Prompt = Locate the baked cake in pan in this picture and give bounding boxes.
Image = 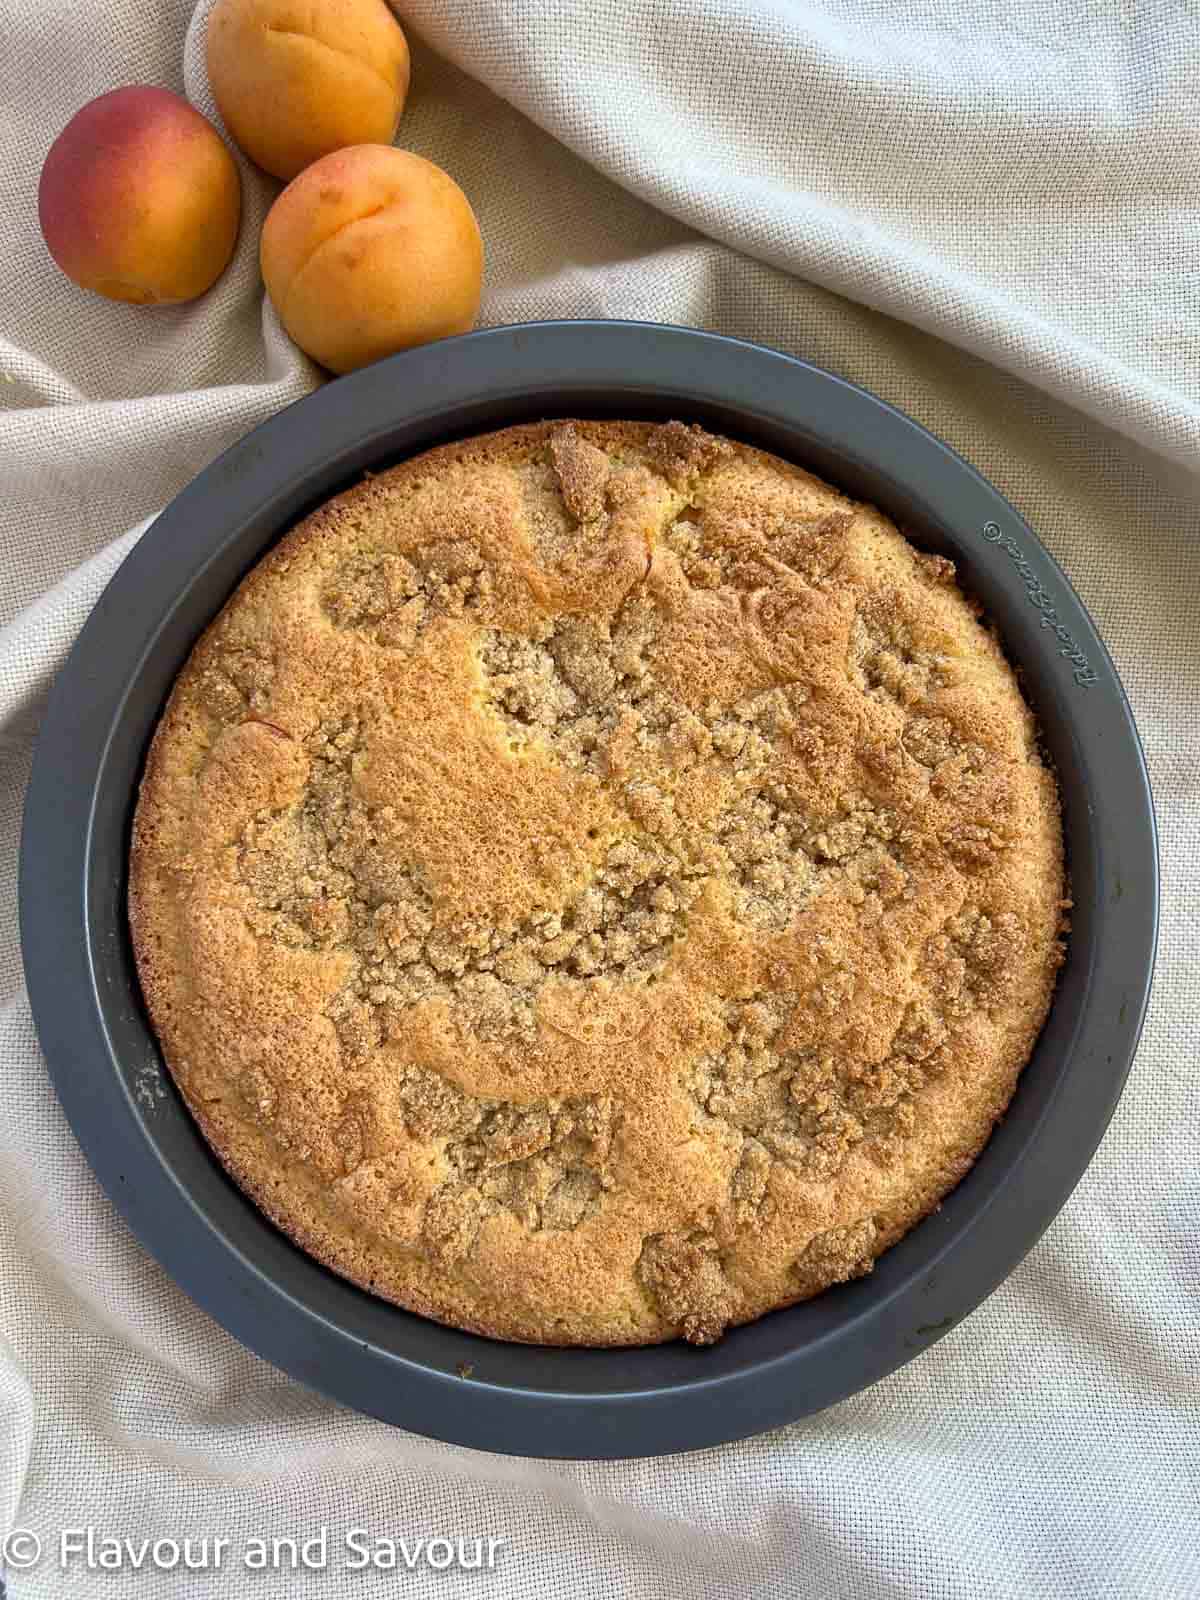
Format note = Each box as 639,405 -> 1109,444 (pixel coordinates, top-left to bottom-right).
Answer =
129,420 -> 1065,1346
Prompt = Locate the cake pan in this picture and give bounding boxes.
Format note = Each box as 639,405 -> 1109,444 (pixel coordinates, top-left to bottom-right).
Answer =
19,322 -> 1158,1459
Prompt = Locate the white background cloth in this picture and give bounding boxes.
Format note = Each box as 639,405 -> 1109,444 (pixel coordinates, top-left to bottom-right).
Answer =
1,1 -> 1197,1595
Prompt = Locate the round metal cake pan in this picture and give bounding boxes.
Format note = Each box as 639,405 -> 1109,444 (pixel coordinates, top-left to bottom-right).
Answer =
19,322 -> 1158,1459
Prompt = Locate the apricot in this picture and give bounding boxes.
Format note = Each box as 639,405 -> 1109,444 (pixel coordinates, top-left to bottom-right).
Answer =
37,87 -> 240,306
207,0 -> 411,181
260,145 -> 484,374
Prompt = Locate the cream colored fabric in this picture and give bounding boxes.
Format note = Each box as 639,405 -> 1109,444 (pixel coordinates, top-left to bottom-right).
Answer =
1,1 -> 1197,1595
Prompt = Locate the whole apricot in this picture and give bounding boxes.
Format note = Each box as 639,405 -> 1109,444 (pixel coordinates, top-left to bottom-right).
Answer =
207,0 -> 411,181
260,145 -> 484,374
38,87 -> 241,305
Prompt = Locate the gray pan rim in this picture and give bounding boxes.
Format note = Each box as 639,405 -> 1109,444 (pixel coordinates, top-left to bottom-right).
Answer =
19,321 -> 1158,1460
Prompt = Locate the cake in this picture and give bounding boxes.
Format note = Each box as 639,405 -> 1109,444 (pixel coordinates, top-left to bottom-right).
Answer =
129,420 -> 1066,1346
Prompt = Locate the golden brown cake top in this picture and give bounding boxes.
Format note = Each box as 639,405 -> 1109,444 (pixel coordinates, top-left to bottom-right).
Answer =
129,420 -> 1065,1346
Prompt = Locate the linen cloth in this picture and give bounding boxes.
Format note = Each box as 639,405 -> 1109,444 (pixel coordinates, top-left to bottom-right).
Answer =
1,0 -> 1198,1594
